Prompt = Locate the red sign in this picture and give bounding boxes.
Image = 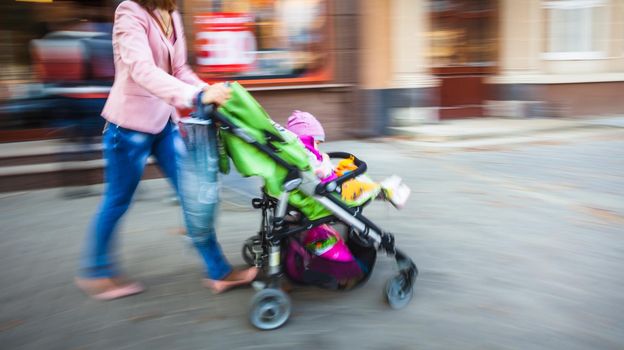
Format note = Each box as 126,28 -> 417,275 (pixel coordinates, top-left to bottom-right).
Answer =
194,13 -> 257,74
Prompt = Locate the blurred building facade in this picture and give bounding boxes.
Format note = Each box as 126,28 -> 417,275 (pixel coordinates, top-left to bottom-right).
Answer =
2,0 -> 623,192
178,0 -> 359,139
359,0 -> 624,133
1,0 -> 361,140
2,0 -> 624,141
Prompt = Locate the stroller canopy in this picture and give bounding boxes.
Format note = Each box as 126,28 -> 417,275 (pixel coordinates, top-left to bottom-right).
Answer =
217,82 -> 332,221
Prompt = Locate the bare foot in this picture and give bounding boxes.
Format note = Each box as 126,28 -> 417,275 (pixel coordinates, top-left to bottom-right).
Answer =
75,277 -> 144,300
168,227 -> 187,236
203,267 -> 258,294
223,267 -> 258,282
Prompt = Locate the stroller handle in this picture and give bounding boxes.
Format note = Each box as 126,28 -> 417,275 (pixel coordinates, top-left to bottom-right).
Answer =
199,103 -> 216,119
195,89 -> 215,120
315,152 -> 368,194
195,82 -> 232,120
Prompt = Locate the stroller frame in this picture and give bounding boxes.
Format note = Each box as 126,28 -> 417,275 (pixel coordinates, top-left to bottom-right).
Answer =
201,104 -> 418,330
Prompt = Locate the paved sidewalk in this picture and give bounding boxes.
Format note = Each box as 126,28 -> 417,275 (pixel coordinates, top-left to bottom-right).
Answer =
3,116 -> 624,160
388,115 -> 624,142
1,137 -> 623,349
383,116 -> 624,151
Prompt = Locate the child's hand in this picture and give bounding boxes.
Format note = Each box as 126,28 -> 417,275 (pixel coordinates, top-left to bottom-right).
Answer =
317,154 -> 335,178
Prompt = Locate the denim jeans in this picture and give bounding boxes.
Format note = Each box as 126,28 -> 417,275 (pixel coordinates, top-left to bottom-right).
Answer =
177,118 -> 232,280
80,121 -> 232,280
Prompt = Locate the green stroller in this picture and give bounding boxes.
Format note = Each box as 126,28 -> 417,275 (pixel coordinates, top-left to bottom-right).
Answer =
192,82 -> 417,330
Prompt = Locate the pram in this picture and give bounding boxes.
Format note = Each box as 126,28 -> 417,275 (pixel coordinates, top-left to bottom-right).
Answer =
189,82 -> 418,330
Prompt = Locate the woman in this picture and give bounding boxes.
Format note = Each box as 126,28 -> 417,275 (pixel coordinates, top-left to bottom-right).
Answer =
76,0 -> 257,300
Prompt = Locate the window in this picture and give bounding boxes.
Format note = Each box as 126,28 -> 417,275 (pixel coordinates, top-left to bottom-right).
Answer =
543,0 -> 609,60
186,0 -> 332,85
426,0 -> 498,72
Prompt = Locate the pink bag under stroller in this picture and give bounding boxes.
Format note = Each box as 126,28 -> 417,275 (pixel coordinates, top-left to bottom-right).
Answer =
285,224 -> 376,290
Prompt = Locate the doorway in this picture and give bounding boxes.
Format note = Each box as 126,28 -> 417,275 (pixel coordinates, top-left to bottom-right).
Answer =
427,0 -> 498,118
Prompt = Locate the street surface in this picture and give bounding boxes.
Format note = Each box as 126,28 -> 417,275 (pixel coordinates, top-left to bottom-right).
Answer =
1,133 -> 623,350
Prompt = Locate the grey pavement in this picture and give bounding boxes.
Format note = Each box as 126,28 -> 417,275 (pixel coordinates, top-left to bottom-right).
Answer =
1,134 -> 624,349
389,115 -> 624,142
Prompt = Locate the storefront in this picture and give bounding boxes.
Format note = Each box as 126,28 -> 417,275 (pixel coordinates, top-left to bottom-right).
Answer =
179,0 -> 361,140
428,0 -> 498,119
359,0 -> 500,129
1,0 -> 361,140
489,0 -> 624,118
359,0 -> 624,134
8,0 -> 622,140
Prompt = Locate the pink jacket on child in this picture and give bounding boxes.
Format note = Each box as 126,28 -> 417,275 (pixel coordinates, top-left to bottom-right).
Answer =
101,0 -> 207,134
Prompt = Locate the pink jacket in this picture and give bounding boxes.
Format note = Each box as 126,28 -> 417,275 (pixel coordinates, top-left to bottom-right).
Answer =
101,0 -> 207,134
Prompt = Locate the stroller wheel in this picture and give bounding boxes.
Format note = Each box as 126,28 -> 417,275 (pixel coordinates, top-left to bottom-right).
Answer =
385,275 -> 413,309
242,238 -> 256,266
249,288 -> 291,330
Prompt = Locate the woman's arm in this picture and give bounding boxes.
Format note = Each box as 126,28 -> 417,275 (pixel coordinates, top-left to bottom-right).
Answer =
175,64 -> 207,89
114,2 -> 200,108
170,13 -> 207,88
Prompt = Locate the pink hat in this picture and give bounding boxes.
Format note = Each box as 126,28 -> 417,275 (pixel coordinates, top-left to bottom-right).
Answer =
286,110 -> 325,142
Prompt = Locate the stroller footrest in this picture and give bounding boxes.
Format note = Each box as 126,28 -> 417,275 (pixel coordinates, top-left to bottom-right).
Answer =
380,232 -> 396,254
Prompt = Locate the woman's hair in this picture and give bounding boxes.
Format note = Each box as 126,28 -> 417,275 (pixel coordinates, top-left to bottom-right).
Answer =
132,0 -> 177,11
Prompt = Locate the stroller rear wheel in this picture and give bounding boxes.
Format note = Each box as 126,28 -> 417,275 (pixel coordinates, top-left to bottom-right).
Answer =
385,274 -> 413,309
249,288 -> 291,330
242,237 -> 256,266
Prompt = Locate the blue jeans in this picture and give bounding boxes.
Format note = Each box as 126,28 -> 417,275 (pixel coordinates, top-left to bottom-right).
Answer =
80,121 -> 232,280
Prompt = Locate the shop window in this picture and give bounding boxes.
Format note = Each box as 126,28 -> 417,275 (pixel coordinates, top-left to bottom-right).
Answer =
188,0 -> 331,85
542,0 -> 608,60
426,0 -> 498,73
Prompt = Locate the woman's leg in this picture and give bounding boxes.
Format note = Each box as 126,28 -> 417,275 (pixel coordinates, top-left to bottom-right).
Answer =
154,121 -> 232,280
80,124 -> 153,278
152,122 -> 185,193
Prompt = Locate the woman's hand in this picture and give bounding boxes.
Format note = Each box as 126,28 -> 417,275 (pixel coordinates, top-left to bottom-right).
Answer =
201,83 -> 231,106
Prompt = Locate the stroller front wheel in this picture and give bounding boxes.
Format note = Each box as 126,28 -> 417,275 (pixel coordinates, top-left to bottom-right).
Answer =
249,288 -> 291,330
385,274 -> 413,309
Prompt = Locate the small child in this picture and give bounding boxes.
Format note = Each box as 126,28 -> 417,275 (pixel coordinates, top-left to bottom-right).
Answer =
286,110 -> 410,208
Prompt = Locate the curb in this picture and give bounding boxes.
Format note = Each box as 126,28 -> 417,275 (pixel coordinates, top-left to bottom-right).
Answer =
386,119 -> 621,143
